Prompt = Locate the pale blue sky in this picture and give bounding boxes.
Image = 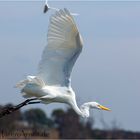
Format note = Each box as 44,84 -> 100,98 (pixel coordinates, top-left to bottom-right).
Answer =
0,1 -> 140,131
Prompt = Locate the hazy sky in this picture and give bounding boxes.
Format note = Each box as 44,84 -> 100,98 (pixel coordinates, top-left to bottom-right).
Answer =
0,1 -> 140,131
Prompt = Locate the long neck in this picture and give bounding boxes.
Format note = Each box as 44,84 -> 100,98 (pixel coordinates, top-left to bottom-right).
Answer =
70,99 -> 91,118
80,102 -> 91,117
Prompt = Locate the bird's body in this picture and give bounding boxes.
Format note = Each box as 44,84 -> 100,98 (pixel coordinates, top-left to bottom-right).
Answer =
16,9 -> 110,118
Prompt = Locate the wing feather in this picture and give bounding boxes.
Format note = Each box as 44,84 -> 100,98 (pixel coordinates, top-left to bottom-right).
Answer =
37,8 -> 83,87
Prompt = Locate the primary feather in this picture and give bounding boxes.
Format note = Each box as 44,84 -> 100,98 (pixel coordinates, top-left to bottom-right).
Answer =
38,8 -> 83,87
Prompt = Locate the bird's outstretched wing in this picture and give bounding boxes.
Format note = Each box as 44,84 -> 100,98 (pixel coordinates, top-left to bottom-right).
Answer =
37,8 -> 83,87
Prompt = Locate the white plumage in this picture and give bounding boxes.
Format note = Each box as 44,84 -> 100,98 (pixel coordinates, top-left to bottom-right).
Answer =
16,9 -> 110,118
38,8 -> 82,87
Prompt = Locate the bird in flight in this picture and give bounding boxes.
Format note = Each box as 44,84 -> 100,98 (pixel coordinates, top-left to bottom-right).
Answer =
16,8 -> 110,118
43,0 -> 79,16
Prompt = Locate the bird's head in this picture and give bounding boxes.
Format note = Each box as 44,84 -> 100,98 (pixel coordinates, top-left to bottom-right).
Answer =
89,102 -> 111,111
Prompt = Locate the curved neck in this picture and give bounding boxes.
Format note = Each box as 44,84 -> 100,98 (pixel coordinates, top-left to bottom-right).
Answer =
80,102 -> 91,117
70,100 -> 91,118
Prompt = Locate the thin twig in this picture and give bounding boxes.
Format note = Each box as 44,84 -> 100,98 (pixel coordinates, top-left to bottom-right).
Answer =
0,98 -> 41,118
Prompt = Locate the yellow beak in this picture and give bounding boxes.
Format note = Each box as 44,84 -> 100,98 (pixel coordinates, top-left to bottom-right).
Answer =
99,105 -> 111,111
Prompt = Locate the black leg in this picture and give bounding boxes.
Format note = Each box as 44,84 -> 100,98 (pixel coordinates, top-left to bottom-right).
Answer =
0,98 -> 41,118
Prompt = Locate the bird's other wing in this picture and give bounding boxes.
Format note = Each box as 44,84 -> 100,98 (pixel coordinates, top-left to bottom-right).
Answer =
37,8 -> 83,87
44,4 -> 49,13
44,0 -> 49,13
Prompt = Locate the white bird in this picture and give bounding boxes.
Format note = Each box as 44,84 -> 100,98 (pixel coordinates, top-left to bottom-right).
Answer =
43,0 -> 79,16
16,8 -> 110,118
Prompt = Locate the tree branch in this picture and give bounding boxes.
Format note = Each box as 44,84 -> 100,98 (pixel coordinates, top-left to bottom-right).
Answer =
0,98 -> 41,118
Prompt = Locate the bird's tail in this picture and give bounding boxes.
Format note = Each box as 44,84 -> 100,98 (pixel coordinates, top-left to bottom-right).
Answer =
15,76 -> 45,89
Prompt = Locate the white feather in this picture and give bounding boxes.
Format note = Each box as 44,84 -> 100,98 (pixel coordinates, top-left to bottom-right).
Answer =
16,9 -> 110,118
37,8 -> 83,87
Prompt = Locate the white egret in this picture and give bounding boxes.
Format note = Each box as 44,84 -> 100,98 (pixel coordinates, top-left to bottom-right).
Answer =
43,0 -> 79,16
16,8 -> 110,118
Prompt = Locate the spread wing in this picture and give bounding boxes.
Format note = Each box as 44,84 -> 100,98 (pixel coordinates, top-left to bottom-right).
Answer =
37,8 -> 83,87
